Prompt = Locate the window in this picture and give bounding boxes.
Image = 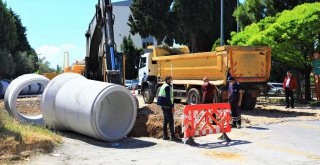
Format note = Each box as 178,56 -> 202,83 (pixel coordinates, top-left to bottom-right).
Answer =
139,57 -> 147,68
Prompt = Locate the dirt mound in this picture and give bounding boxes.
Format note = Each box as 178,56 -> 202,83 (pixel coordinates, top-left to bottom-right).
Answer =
129,104 -> 185,138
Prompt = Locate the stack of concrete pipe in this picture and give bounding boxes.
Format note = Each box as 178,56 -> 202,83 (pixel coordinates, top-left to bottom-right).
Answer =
0,80 -> 10,99
0,79 -> 44,99
4,73 -> 137,141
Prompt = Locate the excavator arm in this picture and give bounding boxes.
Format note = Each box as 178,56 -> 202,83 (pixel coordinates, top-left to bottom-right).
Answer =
85,0 -> 122,84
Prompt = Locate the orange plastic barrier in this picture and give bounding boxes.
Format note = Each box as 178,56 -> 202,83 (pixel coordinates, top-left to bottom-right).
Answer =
182,103 -> 232,143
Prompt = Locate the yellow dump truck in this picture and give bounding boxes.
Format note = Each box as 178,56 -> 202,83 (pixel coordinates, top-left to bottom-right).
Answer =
138,46 -> 271,110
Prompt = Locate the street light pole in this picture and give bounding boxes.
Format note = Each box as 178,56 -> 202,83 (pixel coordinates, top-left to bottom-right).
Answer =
237,0 -> 240,33
220,0 -> 224,46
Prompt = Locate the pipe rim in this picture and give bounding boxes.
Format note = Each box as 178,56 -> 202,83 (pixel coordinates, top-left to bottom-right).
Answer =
92,85 -> 137,141
5,74 -> 49,124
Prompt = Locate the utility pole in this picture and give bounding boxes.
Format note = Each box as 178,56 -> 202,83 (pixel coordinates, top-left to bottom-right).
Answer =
220,0 -> 224,46
237,0 -> 240,33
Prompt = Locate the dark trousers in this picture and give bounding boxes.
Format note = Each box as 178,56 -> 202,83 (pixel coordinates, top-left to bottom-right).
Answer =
162,107 -> 175,137
285,88 -> 294,108
203,99 -> 217,124
230,99 -> 241,126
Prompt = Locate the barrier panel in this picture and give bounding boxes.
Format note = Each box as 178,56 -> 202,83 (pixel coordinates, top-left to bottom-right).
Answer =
182,103 -> 232,143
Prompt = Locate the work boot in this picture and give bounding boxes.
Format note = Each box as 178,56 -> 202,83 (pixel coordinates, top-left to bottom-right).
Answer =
170,136 -> 182,142
186,137 -> 199,146
163,135 -> 170,140
232,122 -> 237,128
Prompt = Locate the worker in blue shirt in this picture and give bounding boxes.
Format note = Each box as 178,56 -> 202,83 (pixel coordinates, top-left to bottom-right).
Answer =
157,76 -> 181,142
228,77 -> 244,128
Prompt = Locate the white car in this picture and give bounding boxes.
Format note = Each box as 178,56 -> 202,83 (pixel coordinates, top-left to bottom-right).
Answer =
267,83 -> 284,96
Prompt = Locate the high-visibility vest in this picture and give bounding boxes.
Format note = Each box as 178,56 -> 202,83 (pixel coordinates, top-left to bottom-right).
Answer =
158,83 -> 174,104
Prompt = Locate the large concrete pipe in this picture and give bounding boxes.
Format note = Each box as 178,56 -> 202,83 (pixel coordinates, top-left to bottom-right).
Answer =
0,80 -> 10,99
41,73 -> 137,141
4,74 -> 50,124
19,86 -> 30,95
19,83 -> 44,96
29,83 -> 42,95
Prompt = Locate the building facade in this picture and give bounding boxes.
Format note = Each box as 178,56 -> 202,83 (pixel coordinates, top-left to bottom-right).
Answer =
113,0 -> 155,52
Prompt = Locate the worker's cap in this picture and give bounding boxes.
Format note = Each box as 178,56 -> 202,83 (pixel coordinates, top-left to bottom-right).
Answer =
165,76 -> 172,81
227,77 -> 235,81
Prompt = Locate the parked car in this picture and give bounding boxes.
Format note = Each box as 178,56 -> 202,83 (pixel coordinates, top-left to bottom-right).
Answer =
125,80 -> 139,90
267,83 -> 284,96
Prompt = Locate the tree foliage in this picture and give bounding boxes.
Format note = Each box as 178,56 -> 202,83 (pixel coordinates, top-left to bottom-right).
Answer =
0,50 -> 15,79
120,35 -> 143,79
233,0 -> 320,29
0,1 -> 17,51
129,0 -> 237,52
0,0 -> 39,79
128,0 -> 173,43
229,2 -> 320,99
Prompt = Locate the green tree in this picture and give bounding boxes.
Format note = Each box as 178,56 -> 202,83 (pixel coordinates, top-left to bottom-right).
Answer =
128,0 -> 237,52
170,0 -> 237,52
128,0 -> 173,44
0,0 -> 39,79
229,3 -> 320,100
234,0 -> 320,30
0,50 -> 15,79
36,58 -> 55,74
14,51 -> 36,77
0,0 -> 17,52
56,65 -> 62,74
121,35 -> 143,79
9,9 -> 39,76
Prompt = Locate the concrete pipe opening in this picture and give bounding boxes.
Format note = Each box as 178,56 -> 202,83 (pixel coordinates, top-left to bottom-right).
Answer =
94,86 -> 137,141
4,74 -> 50,125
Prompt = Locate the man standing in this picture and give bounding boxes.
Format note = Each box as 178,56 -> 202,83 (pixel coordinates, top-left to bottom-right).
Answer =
202,77 -> 217,103
157,76 -> 181,142
228,77 -> 244,128
283,71 -> 297,108
186,77 -> 218,146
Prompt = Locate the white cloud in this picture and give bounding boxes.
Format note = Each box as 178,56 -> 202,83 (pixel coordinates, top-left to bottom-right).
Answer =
61,44 -> 77,50
35,44 -> 80,67
36,45 -> 62,59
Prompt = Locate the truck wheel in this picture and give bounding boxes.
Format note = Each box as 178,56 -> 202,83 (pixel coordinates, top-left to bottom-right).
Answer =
134,95 -> 139,110
143,87 -> 154,104
187,88 -> 202,105
242,96 -> 257,110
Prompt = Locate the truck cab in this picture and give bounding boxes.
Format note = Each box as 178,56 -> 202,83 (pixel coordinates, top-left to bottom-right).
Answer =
138,52 -> 158,103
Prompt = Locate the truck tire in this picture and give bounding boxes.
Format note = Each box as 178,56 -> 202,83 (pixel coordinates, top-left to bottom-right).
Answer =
187,88 -> 202,105
134,95 -> 139,110
143,87 -> 154,104
242,96 -> 257,110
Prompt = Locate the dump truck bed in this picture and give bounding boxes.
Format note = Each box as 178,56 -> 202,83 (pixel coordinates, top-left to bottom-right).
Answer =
152,46 -> 271,86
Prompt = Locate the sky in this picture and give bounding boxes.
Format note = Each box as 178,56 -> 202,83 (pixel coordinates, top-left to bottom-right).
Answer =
4,0 -> 124,68
4,0 -> 244,68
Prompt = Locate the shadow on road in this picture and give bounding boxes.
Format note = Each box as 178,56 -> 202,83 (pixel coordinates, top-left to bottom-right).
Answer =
243,107 -> 317,118
61,132 -> 157,149
197,140 -> 252,149
246,126 -> 269,130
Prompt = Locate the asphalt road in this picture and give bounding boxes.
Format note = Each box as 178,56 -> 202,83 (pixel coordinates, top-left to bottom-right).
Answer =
26,120 -> 320,165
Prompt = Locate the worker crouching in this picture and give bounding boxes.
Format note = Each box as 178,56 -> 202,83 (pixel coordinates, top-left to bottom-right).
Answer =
157,76 -> 182,142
